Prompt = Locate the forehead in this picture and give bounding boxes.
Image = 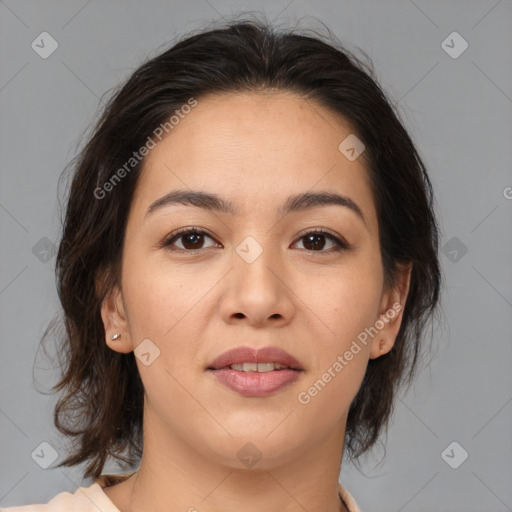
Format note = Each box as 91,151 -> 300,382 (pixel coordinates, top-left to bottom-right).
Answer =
133,91 -> 378,229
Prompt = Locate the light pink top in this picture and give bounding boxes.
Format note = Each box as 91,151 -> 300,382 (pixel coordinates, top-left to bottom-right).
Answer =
1,473 -> 362,512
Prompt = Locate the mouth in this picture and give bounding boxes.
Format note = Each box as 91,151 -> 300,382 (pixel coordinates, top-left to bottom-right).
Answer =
206,346 -> 304,372
206,346 -> 303,397
211,362 -> 299,372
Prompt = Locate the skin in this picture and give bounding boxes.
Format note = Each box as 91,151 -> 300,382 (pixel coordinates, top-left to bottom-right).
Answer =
100,91 -> 412,512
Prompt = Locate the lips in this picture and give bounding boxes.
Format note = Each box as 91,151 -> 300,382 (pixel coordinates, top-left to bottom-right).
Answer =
207,346 -> 303,397
207,346 -> 303,371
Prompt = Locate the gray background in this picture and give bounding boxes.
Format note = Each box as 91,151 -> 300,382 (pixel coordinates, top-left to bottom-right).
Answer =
1,1 -> 511,511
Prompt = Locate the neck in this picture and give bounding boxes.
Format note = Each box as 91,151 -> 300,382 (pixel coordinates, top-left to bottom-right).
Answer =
106,404 -> 349,512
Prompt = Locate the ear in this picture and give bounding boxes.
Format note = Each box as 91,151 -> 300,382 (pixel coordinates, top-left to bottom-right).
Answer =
100,282 -> 134,354
369,263 -> 413,360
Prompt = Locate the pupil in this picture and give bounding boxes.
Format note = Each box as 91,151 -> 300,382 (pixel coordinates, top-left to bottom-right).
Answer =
183,233 -> 203,249
304,234 -> 325,251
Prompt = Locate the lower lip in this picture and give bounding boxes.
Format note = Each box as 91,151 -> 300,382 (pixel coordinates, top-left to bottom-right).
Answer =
208,368 -> 302,397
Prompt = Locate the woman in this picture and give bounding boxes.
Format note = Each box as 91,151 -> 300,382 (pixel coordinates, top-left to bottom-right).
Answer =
2,16 -> 441,512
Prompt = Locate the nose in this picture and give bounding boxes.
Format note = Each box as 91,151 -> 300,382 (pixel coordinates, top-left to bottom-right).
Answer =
219,243 -> 295,328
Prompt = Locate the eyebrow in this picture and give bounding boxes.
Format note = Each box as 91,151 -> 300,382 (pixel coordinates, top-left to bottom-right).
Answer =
146,189 -> 367,227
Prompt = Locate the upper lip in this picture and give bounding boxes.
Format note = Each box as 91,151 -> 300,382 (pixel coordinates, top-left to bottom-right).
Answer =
207,346 -> 303,370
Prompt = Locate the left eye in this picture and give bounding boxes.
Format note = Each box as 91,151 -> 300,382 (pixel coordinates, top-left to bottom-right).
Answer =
291,230 -> 348,252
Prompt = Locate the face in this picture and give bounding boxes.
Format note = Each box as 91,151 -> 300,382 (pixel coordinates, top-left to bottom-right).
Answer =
101,91 -> 411,469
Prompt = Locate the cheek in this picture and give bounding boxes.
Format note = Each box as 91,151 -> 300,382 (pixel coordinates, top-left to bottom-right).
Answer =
293,273 -> 379,422
295,351 -> 366,427
302,257 -> 383,345
294,255 -> 382,399
121,251 -> 221,377
121,251 -> 203,336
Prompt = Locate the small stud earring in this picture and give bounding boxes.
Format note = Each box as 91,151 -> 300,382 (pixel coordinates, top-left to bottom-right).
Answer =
112,333 -> 121,341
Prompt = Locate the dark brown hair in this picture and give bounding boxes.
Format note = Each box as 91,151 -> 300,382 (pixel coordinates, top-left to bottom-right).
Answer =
44,15 -> 442,478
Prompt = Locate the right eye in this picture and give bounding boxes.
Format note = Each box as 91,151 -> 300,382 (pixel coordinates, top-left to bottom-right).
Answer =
162,227 -> 221,252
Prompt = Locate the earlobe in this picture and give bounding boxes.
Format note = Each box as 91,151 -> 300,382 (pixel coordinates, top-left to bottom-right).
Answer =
369,317 -> 397,359
369,338 -> 388,360
100,284 -> 133,354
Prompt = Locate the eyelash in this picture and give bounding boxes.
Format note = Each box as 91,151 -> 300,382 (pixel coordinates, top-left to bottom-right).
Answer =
161,226 -> 351,254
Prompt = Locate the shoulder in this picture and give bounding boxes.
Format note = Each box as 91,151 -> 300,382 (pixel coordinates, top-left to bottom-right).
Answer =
0,474 -> 133,512
338,481 -> 363,512
2,475 -> 358,512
